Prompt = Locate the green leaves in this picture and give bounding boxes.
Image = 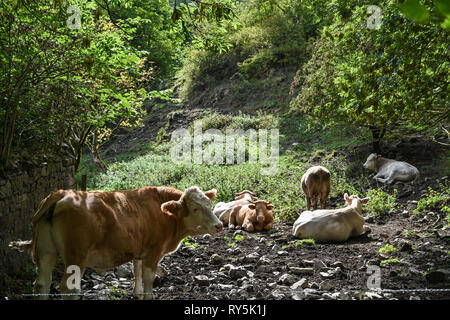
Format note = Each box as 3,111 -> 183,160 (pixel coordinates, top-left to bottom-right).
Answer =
399,0 -> 429,24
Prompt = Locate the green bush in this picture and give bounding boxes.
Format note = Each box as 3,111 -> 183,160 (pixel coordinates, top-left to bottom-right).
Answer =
413,183 -> 450,215
364,188 -> 397,217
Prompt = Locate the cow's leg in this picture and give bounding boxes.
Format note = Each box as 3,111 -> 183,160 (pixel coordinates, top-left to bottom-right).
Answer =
229,207 -> 239,229
312,194 -> 318,210
60,255 -> 87,300
306,196 -> 311,210
34,252 -> 57,300
133,259 -> 143,299
263,222 -> 273,231
142,264 -> 156,300
243,221 -> 254,232
33,222 -> 57,300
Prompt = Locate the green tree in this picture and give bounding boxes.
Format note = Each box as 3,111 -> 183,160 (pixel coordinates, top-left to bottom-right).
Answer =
290,1 -> 449,151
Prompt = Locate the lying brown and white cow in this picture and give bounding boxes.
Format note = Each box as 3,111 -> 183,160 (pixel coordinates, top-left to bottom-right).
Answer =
10,186 -> 222,299
221,200 -> 275,232
363,153 -> 419,184
213,190 -> 258,219
292,194 -> 370,242
301,166 -> 331,210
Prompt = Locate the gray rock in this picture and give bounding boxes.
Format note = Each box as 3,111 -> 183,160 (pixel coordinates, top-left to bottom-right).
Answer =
314,260 -> 327,270
364,291 -> 383,300
291,278 -> 309,290
217,284 -> 233,290
210,253 -> 224,264
277,273 -> 296,285
257,256 -> 271,266
319,271 -> 333,279
244,252 -> 260,263
193,275 -> 210,286
114,264 -> 133,278
93,283 -> 106,290
302,260 -> 315,267
318,281 -> 333,291
229,266 -> 248,280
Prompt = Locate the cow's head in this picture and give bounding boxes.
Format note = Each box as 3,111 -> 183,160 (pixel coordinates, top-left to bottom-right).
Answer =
248,200 -> 274,223
161,186 -> 223,235
363,153 -> 381,171
344,193 -> 370,213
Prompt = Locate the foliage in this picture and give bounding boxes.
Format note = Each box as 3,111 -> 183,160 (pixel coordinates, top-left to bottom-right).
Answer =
379,243 -> 397,255
294,238 -> 315,246
380,258 -> 400,267
364,188 -> 398,217
290,1 -> 449,150
413,182 -> 450,216
0,0 -> 148,172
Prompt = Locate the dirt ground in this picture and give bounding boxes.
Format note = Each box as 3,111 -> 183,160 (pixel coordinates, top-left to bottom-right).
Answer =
24,188 -> 447,300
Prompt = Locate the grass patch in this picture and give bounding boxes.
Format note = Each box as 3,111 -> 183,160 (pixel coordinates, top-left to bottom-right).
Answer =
380,258 -> 401,267
295,238 -> 315,246
379,243 -> 397,255
364,188 -> 397,217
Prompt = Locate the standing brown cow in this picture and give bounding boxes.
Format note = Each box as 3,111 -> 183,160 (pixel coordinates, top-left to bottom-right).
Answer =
301,166 -> 331,210
10,186 -> 222,299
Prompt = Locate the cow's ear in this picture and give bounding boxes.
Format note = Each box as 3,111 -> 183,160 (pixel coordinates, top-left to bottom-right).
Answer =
204,189 -> 217,201
361,197 -> 370,205
161,200 -> 182,217
376,154 -> 381,159
267,204 -> 274,210
344,193 -> 350,201
248,204 -> 256,210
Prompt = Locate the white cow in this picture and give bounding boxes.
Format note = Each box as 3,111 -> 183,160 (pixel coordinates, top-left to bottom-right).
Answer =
363,153 -> 419,184
293,194 -> 371,242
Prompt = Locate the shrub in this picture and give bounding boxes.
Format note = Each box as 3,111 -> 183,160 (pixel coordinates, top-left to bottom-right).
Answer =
413,182 -> 450,215
364,188 -> 397,217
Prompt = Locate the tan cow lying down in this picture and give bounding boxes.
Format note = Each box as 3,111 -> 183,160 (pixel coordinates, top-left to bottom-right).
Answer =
363,153 -> 419,184
220,200 -> 275,232
301,166 -> 331,210
292,194 -> 370,242
213,190 -> 258,218
10,186 -> 222,299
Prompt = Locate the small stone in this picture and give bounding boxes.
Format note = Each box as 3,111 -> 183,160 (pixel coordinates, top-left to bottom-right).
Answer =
302,260 -> 315,267
277,250 -> 288,256
218,284 -> 233,290
319,272 -> 333,279
364,291 -> 383,300
193,275 -> 210,286
210,253 -> 224,264
278,273 -> 296,285
93,283 -> 106,290
318,281 -> 333,291
114,264 -> 133,279
229,266 -> 247,280
314,260 -> 327,270
290,267 -> 314,275
291,278 -> 309,290
244,252 -> 260,263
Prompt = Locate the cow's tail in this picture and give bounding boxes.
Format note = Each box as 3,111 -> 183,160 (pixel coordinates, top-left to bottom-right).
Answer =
30,190 -> 66,263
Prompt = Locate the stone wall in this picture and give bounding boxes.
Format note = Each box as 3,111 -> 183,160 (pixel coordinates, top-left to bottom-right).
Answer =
0,156 -> 75,293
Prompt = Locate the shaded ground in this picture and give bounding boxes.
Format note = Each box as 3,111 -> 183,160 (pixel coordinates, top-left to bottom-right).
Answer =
6,195 -> 449,300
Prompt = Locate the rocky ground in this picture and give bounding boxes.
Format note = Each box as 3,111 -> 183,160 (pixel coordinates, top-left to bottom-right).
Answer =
21,192 -> 447,300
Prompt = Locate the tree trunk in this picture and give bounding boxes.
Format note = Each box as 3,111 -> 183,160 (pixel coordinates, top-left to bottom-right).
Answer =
369,125 -> 386,154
